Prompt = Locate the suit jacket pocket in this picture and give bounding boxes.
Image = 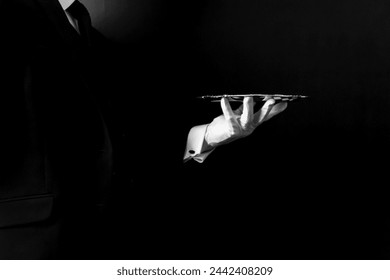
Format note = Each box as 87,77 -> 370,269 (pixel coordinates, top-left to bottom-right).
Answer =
0,194 -> 54,228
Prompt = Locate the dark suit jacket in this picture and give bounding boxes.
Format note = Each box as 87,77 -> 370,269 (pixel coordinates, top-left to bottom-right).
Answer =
0,0 -> 208,260
0,0 -> 117,259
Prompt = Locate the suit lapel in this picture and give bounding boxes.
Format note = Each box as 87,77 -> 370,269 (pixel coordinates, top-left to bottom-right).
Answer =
33,0 -> 98,114
34,0 -> 81,46
33,0 -> 112,178
34,0 -> 109,130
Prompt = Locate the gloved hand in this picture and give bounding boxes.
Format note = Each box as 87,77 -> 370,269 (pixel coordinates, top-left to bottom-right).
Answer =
204,97 -> 288,148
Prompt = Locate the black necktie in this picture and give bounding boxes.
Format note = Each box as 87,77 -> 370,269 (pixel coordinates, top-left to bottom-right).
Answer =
66,0 -> 92,46
67,1 -> 112,206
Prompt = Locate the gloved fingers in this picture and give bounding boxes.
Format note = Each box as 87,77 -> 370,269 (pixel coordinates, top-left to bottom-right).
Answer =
254,98 -> 275,124
221,97 -> 236,121
263,102 -> 288,122
241,97 -> 254,127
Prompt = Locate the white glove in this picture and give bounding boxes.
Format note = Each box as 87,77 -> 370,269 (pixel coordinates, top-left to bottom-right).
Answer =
204,97 -> 288,147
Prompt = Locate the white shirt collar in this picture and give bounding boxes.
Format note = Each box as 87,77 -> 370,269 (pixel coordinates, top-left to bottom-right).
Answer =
58,0 -> 75,10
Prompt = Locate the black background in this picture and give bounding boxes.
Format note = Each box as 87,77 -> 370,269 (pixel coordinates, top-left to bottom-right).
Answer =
84,0 -> 390,260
